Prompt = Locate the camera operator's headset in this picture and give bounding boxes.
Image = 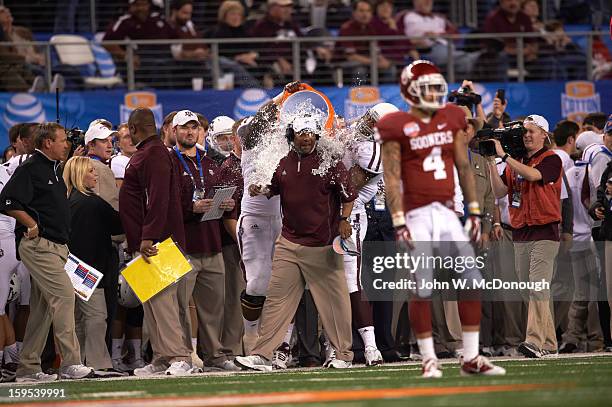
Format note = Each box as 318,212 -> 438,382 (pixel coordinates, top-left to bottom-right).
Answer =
285,118 -> 322,143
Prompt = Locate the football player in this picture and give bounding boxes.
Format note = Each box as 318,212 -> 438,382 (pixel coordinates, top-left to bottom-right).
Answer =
376,60 -> 506,377
337,103 -> 398,367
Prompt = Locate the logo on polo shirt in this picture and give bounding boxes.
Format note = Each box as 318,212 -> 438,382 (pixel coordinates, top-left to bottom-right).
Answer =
5,199 -> 10,205
282,170 -> 287,176
48,180 -> 53,185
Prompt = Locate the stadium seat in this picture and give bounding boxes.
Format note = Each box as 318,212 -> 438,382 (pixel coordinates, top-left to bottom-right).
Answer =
50,34 -> 123,88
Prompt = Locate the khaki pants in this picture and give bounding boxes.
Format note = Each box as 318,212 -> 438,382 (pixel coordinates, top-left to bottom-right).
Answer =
514,240 -> 559,351
221,244 -> 245,357
75,289 -> 112,369
17,237 -> 80,375
252,236 -> 353,361
182,253 -> 227,366
143,282 -> 190,367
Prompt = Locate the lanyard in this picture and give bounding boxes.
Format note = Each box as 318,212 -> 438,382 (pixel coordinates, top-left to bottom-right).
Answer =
173,147 -> 204,188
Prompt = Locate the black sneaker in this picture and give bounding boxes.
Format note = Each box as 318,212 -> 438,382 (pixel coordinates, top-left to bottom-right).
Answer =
1,363 -> 17,382
518,342 -> 542,358
94,368 -> 129,378
558,342 -> 578,354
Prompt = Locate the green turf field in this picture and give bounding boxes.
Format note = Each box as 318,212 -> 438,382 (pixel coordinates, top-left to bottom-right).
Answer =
1,355 -> 611,406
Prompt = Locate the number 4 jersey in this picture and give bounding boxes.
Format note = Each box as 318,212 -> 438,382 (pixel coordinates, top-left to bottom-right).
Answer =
375,103 -> 467,211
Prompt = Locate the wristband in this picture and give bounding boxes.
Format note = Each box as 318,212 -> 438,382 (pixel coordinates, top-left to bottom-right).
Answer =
493,222 -> 501,227
467,201 -> 481,216
501,153 -> 510,163
391,211 -> 406,228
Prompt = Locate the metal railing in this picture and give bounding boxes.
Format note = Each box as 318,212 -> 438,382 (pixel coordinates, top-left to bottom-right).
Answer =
0,31 -> 607,92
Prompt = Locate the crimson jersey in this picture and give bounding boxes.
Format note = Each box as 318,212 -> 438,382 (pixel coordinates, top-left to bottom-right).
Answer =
375,103 -> 467,211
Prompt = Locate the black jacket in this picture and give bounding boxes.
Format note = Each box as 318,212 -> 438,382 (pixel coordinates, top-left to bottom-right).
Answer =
68,189 -> 122,287
590,160 -> 612,240
0,151 -> 70,245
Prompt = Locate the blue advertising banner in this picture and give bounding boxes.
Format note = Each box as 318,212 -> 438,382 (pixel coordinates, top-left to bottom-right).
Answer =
1,80 -> 610,152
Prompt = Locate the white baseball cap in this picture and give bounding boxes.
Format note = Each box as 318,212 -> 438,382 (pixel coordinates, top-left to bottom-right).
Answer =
523,114 -> 549,133
293,116 -> 321,134
85,123 -> 117,145
576,130 -> 603,151
88,118 -> 112,129
172,110 -> 199,127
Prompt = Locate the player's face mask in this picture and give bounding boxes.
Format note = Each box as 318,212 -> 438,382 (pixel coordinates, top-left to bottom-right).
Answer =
409,74 -> 448,111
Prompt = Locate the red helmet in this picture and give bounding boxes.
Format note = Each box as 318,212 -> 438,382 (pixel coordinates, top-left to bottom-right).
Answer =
400,60 -> 448,111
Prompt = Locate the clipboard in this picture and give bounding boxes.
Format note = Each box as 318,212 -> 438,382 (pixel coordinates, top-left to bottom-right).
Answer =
120,238 -> 193,303
200,186 -> 237,221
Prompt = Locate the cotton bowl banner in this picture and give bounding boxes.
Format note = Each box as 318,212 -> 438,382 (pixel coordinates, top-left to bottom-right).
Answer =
1,81 -> 612,151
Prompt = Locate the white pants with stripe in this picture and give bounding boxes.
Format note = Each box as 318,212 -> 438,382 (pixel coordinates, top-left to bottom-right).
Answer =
343,212 -> 369,294
237,214 -> 282,297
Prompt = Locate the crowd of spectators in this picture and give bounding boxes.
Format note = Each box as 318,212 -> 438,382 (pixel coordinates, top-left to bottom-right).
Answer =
1,0 -> 611,91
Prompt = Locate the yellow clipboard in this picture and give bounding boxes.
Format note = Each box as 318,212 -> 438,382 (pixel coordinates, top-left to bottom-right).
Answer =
121,238 -> 192,303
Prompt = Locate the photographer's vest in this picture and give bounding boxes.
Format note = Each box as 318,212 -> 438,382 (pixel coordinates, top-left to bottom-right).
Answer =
505,150 -> 562,229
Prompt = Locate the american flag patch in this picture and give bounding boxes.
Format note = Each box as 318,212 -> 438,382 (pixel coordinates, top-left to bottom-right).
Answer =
75,265 -> 88,279
83,274 -> 98,288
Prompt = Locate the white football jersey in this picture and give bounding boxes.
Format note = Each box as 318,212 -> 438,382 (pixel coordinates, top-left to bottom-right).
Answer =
567,163 -> 595,247
0,166 -> 15,239
110,153 -> 131,180
4,154 -> 32,176
240,148 -> 281,216
343,140 -> 383,213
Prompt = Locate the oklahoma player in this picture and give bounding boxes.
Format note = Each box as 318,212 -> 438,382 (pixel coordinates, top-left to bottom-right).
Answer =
375,60 -> 505,378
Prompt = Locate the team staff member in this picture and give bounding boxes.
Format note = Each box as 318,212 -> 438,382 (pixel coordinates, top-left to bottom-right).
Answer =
170,110 -> 239,372
119,108 -> 192,376
235,115 -> 357,371
0,123 -> 94,382
489,114 -> 563,358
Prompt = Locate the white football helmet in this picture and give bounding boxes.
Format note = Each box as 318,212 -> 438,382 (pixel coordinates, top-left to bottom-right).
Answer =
117,275 -> 140,308
209,116 -> 236,157
355,102 -> 400,141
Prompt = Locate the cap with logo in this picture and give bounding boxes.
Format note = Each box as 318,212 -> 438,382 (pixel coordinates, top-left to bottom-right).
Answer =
85,123 -> 117,145
172,110 -> 199,127
523,114 -> 549,133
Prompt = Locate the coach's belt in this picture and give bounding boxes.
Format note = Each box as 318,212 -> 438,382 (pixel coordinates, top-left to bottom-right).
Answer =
501,223 -> 514,231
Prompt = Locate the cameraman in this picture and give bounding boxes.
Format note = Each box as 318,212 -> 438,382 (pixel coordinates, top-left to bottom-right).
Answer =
488,115 -> 563,358
486,93 -> 511,130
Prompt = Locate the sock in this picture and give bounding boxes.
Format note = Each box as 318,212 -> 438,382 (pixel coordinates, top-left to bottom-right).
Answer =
16,341 -> 22,354
191,338 -> 197,352
127,339 -> 142,362
243,318 -> 258,335
462,331 -> 480,361
283,323 -> 294,345
4,343 -> 19,364
111,338 -> 124,360
358,326 -> 377,349
417,337 -> 436,361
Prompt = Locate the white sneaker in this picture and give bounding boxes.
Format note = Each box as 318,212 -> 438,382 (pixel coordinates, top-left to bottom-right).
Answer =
421,358 -> 443,378
165,361 -> 194,376
16,372 -> 58,383
327,359 -> 352,369
460,355 -> 506,376
234,355 -> 272,372
59,364 -> 95,379
133,363 -> 166,377
364,346 -> 383,366
272,343 -> 291,370
323,345 -> 336,368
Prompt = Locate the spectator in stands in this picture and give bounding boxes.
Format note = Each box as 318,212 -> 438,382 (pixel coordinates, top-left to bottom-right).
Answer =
103,0 -> 178,86
167,0 -> 208,61
521,0 -> 544,32
64,156 -> 124,377
338,0 -> 394,83
206,0 -> 261,87
370,0 -> 417,65
483,0 -> 556,80
401,0 -> 481,76
0,7 -> 45,70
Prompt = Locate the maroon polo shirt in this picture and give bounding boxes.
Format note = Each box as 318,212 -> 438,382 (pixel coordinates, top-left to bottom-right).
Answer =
171,148 -> 224,256
250,15 -> 302,59
217,153 -> 243,246
482,9 -> 535,47
119,136 -> 186,253
269,148 -> 357,247
370,16 -> 413,63
338,19 -> 378,57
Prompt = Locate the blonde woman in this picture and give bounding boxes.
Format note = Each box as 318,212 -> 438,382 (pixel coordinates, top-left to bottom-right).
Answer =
63,157 -> 124,377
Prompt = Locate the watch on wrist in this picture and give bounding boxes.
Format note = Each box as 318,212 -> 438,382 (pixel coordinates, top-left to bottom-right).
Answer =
501,153 -> 510,162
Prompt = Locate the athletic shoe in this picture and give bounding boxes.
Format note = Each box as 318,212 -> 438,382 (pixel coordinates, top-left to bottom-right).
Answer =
326,359 -> 352,369
364,346 -> 383,366
1,362 -> 17,382
480,346 -> 494,357
112,358 -> 133,373
421,358 -> 443,378
16,372 -> 58,383
59,364 -> 95,379
215,360 -> 241,372
502,347 -> 522,358
559,342 -> 578,354
165,361 -> 194,376
94,368 -> 128,378
460,355 -> 506,376
541,349 -> 559,358
605,345 -> 612,352
133,363 -> 167,377
272,343 -> 290,370
518,342 -> 542,358
323,346 -> 336,368
234,355 -> 272,372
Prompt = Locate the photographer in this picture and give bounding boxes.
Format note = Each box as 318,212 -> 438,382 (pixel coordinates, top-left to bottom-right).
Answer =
488,114 -> 563,358
448,81 -> 486,124
486,90 -> 511,130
